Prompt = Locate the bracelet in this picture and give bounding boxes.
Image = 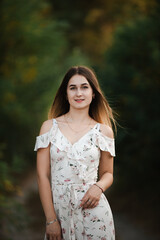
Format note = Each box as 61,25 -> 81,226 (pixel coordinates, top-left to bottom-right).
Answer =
46,218 -> 58,226
94,183 -> 104,192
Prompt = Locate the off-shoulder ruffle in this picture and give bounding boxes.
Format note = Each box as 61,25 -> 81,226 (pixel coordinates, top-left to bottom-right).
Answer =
34,132 -> 50,151
34,125 -> 56,151
96,131 -> 116,157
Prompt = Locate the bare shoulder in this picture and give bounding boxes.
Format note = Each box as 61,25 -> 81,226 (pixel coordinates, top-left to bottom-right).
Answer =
55,115 -> 65,123
100,124 -> 114,139
39,119 -> 53,135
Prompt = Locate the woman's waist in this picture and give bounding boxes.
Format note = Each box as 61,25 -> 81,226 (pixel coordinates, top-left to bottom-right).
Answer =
51,181 -> 96,210
50,171 -> 97,185
51,179 -> 95,187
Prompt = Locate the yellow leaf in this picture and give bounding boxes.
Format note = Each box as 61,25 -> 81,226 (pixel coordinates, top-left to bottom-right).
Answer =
4,179 -> 15,192
23,67 -> 37,83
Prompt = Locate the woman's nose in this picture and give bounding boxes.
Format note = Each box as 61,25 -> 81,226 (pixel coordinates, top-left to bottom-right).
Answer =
76,88 -> 82,96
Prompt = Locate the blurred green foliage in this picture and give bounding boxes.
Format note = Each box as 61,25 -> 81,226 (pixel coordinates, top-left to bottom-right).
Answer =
100,13 -> 160,190
50,0 -> 157,61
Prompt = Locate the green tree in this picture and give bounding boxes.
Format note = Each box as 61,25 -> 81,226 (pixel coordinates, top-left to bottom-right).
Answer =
50,0 -> 157,62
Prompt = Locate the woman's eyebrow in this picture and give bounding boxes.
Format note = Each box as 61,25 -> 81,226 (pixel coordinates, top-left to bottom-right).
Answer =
69,83 -> 89,87
81,83 -> 89,86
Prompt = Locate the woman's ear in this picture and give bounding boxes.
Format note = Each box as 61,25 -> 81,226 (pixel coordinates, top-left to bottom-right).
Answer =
92,93 -> 95,99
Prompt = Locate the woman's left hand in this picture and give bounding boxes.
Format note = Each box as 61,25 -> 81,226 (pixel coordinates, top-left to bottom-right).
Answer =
80,184 -> 102,209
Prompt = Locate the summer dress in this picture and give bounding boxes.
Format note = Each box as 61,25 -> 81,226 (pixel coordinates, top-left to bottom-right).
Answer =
34,119 -> 116,240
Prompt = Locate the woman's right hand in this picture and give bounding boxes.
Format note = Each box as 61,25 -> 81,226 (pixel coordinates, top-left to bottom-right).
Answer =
46,220 -> 62,240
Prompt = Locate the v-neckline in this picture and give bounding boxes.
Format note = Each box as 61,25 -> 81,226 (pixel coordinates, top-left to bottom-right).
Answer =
54,119 -> 99,147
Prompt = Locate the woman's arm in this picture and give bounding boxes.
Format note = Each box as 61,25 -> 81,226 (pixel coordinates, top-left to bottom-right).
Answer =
80,124 -> 114,209
36,120 -> 62,239
96,150 -> 114,192
96,124 -> 114,192
37,146 -> 57,222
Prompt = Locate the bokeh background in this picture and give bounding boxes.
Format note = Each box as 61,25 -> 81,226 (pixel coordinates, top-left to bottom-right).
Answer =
0,0 -> 160,239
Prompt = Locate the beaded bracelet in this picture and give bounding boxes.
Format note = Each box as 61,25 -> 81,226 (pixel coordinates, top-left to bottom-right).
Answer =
94,183 -> 104,193
46,218 -> 58,226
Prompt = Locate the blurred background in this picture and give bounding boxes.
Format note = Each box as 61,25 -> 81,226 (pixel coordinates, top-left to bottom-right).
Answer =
0,0 -> 160,239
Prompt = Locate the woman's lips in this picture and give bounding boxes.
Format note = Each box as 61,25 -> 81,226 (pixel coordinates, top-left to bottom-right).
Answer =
75,99 -> 84,103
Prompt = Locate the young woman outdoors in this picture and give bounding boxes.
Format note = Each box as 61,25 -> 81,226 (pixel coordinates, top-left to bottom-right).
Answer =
34,66 -> 117,240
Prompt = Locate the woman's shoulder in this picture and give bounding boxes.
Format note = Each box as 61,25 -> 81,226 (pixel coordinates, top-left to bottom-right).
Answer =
39,119 -> 53,135
99,123 -> 114,139
55,115 -> 64,123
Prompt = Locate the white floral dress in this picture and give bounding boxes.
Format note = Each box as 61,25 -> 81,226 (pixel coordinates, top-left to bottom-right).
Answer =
34,119 -> 116,240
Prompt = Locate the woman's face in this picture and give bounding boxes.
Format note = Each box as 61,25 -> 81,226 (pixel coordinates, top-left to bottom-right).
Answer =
66,74 -> 94,110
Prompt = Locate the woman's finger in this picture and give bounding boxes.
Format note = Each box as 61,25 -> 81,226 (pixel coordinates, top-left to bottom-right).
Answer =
84,199 -> 99,209
90,200 -> 99,208
82,198 -> 92,209
88,200 -> 96,208
80,194 -> 89,207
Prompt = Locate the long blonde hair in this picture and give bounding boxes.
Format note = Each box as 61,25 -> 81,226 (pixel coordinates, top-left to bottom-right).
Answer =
48,66 -> 117,135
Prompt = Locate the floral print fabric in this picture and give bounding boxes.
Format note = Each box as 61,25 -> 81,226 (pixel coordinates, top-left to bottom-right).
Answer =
34,119 -> 116,240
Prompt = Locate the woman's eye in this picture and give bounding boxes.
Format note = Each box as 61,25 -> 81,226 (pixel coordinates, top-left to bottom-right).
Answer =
69,86 -> 88,90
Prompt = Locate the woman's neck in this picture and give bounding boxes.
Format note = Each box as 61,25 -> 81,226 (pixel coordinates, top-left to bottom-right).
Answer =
65,108 -> 91,123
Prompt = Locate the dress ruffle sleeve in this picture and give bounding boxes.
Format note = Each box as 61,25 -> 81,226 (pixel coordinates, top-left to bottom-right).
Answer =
34,130 -> 51,151
97,132 -> 116,157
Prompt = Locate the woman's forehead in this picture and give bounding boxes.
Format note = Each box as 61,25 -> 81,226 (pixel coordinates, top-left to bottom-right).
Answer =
68,74 -> 89,86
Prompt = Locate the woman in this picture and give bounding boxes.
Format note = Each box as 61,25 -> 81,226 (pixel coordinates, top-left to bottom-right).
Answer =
34,66 -> 116,240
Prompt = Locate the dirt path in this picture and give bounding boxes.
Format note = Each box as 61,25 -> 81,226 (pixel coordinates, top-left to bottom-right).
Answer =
10,170 -> 159,240
114,214 -> 159,240
12,170 -> 45,240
